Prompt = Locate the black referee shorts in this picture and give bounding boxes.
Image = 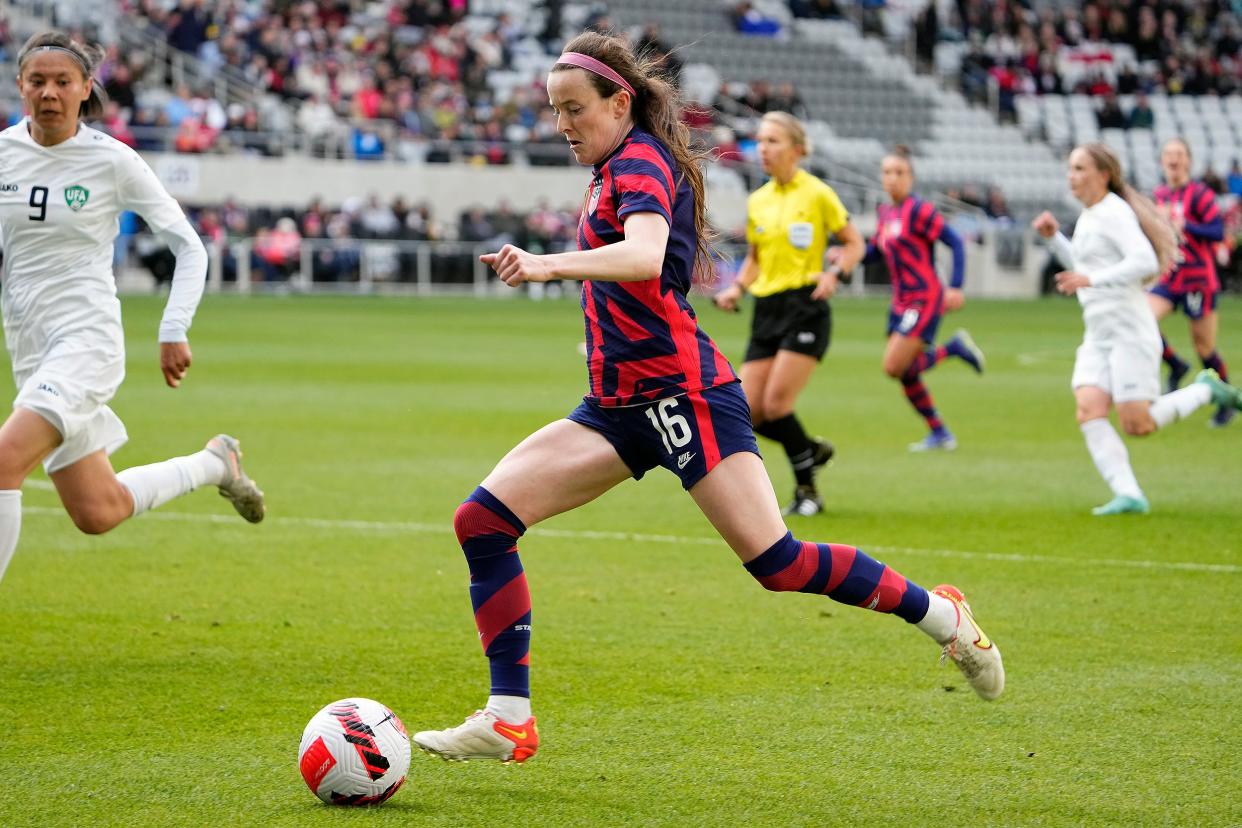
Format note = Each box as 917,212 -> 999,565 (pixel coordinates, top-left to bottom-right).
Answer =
743,285 -> 832,362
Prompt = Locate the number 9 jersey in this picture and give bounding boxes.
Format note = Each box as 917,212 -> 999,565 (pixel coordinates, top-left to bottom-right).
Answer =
0,120 -> 187,357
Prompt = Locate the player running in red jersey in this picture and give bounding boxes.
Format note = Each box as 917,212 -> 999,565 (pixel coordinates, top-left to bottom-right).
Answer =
411,32 -> 1003,765
861,147 -> 984,452
1148,138 -> 1233,428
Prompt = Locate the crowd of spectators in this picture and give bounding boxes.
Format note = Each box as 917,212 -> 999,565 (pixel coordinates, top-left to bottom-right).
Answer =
9,3 -> 697,163
930,0 -> 1242,113
117,0 -> 546,158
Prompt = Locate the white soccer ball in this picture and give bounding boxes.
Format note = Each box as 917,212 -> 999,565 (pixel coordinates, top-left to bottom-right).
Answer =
298,698 -> 411,806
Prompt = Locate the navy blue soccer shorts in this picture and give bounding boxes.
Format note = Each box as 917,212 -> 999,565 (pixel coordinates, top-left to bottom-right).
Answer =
887,302 -> 944,345
567,381 -> 760,490
1149,282 -> 1219,321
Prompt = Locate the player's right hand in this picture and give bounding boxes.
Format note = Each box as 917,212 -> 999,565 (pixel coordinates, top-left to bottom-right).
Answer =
1031,211 -> 1059,239
713,284 -> 742,312
480,244 -> 554,286
160,341 -> 192,388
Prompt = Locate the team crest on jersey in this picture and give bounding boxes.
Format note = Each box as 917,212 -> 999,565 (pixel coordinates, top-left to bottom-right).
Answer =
64,185 -> 89,212
587,179 -> 603,214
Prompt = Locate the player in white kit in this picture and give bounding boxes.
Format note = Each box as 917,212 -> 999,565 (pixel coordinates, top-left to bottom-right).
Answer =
1032,143 -> 1242,516
0,31 -> 265,587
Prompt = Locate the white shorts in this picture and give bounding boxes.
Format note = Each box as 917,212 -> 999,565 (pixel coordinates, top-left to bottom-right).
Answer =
12,335 -> 128,473
1070,336 -> 1161,403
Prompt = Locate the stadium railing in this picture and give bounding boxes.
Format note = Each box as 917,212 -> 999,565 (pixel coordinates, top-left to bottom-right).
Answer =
118,223 -> 1043,300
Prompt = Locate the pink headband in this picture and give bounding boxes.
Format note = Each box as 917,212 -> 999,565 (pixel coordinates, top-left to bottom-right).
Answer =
555,52 -> 636,98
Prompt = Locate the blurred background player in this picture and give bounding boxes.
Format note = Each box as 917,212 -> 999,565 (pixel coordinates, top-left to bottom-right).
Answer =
1148,138 -> 1233,428
412,32 -> 1003,766
863,146 -> 983,452
1032,143 -> 1242,516
713,111 -> 864,516
0,32 -> 265,586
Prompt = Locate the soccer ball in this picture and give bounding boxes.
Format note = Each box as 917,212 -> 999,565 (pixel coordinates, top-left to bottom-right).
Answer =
298,698 -> 411,806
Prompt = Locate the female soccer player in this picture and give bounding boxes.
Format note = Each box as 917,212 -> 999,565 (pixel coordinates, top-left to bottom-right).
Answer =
867,147 -> 984,452
413,32 -> 1004,765
1147,138 -> 1233,428
713,111 -> 865,517
1031,143 -> 1242,516
0,32 -> 264,587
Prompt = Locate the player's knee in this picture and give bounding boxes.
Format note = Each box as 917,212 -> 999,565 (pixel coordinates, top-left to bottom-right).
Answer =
452,500 -> 474,545
1076,405 -> 1108,425
0,445 -> 31,488
67,504 -> 119,535
1120,416 -> 1155,437
65,486 -> 131,535
0,463 -> 26,490
882,358 -> 905,379
761,392 -> 794,420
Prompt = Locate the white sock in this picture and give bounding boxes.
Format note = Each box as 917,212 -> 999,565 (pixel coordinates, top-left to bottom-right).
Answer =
117,450 -> 227,516
1149,383 -> 1212,429
486,695 -> 532,723
0,490 -> 21,585
916,591 -> 959,643
1080,419 -> 1144,499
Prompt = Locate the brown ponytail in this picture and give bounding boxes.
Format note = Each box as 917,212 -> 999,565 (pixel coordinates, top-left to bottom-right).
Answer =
1079,142 -> 1180,278
552,31 -> 716,282
17,31 -> 108,120
888,143 -> 914,174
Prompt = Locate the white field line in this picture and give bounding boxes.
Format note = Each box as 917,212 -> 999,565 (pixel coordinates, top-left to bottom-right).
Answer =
1016,349 -> 1071,366
19,504 -> 1239,575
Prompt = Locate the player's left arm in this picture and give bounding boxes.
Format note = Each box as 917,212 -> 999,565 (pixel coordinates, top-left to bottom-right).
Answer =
939,225 -> 967,311
1183,187 -> 1224,241
154,219 -> 209,387
818,188 -> 862,298
484,213 -> 668,285
116,150 -> 209,387
486,151 -> 675,285
919,202 -> 967,310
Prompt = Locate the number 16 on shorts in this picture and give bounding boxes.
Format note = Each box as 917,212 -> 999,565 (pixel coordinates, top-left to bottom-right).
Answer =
644,398 -> 691,453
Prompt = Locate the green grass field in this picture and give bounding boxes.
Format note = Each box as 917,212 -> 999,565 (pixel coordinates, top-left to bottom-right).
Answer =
0,293 -> 1238,827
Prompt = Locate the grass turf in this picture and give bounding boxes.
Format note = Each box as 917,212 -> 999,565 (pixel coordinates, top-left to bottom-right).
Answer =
0,293 -> 1238,827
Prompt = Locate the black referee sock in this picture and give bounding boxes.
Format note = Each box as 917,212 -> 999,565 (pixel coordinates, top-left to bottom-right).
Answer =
756,413 -> 816,486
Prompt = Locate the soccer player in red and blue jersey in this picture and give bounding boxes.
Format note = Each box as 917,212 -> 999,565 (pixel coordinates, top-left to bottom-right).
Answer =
411,33 -> 1004,765
862,147 -> 984,451
1148,138 -> 1233,427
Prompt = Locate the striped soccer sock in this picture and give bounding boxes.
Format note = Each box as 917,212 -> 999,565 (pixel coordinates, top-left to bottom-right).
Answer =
1201,351 -> 1229,383
1162,336 -> 1189,372
900,370 -> 945,432
454,487 -> 531,698
916,344 -> 948,374
745,532 -> 931,623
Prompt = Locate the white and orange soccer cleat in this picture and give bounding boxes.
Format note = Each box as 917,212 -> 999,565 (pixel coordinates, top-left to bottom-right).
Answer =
205,434 -> 265,523
414,710 -> 538,763
932,584 -> 1004,701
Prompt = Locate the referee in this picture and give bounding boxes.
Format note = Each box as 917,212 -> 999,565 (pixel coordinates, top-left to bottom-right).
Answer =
715,111 -> 865,516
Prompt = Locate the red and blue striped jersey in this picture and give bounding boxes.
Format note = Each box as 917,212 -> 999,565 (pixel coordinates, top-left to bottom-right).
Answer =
874,196 -> 946,309
1154,180 -> 1221,292
577,128 -> 737,407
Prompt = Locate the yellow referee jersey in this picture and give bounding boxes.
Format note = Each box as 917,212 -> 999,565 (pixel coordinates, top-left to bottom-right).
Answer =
746,169 -> 849,297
